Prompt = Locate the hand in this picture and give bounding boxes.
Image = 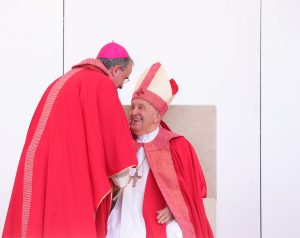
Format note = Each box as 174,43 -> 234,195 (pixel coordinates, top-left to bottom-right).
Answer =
156,207 -> 174,224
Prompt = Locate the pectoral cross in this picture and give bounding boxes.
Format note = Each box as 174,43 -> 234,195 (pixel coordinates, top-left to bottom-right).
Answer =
129,168 -> 142,187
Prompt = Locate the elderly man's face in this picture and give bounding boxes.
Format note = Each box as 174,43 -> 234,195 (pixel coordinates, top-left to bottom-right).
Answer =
130,99 -> 161,136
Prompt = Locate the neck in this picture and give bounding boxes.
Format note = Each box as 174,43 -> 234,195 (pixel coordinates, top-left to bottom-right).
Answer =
136,127 -> 160,143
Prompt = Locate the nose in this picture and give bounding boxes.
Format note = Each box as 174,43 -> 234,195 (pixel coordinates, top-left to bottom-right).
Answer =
130,107 -> 137,117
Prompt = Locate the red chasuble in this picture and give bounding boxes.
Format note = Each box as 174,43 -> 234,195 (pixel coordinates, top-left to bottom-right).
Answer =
136,127 -> 214,238
3,59 -> 136,238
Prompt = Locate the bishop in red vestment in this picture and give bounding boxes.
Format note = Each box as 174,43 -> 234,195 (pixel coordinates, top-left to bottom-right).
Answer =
106,62 -> 213,238
3,42 -> 137,238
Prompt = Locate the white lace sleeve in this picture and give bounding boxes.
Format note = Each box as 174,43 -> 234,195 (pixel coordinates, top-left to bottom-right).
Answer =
111,168 -> 131,188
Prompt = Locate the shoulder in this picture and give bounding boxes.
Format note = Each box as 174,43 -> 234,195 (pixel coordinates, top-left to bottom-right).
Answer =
77,67 -> 111,83
169,136 -> 198,158
158,128 -> 194,151
170,135 -> 191,147
68,67 -> 116,97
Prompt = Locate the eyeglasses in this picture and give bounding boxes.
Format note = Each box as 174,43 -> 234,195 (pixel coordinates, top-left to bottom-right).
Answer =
120,67 -> 130,83
123,78 -> 130,83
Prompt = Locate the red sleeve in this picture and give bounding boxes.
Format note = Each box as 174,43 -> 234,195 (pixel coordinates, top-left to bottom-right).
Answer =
170,137 -> 207,197
95,76 -> 137,176
170,137 -> 214,238
79,70 -> 137,178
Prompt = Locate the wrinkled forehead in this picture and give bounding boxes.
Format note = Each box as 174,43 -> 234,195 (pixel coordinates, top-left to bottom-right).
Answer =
131,98 -> 158,112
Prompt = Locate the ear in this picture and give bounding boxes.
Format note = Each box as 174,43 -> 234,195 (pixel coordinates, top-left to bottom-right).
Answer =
153,112 -> 162,123
111,65 -> 122,76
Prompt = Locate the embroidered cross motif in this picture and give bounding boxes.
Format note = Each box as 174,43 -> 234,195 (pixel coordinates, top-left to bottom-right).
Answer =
135,88 -> 145,96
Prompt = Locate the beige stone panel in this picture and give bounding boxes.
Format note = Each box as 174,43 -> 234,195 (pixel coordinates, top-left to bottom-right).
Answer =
204,198 -> 216,237
163,105 -> 216,198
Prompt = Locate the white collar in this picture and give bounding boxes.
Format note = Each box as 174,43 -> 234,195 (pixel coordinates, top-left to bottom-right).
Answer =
136,127 -> 159,143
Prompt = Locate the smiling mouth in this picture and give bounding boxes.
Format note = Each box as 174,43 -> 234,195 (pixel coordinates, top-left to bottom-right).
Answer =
130,117 -> 141,125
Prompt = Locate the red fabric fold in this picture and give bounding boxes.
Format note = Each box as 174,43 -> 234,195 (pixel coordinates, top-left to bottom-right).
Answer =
170,137 -> 214,238
3,59 -> 136,237
141,128 -> 214,238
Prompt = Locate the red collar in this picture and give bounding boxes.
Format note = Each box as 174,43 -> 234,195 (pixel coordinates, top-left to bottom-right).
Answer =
72,58 -> 109,75
132,128 -> 181,152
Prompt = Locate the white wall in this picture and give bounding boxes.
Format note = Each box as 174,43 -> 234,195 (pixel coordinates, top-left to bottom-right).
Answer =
262,0 -> 300,237
0,0 -> 62,233
1,0 -> 299,237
